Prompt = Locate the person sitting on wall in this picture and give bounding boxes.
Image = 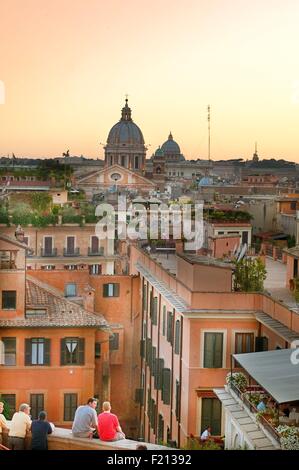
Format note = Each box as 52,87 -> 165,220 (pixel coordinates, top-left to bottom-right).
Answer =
256,397 -> 267,412
72,397 -> 98,438
200,426 -> 212,442
97,401 -> 125,441
31,411 -> 52,450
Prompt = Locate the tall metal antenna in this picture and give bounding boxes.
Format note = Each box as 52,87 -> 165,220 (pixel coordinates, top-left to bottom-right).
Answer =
207,105 -> 211,162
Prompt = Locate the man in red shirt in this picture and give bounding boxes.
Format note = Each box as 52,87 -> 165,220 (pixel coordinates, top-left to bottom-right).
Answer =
98,402 -> 125,441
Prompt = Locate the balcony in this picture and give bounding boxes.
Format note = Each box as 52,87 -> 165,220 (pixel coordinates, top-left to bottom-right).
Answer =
88,247 -> 104,256
41,248 -> 58,257
63,247 -> 80,257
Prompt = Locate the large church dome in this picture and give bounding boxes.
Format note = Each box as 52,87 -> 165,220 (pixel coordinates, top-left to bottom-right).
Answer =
161,132 -> 181,154
107,100 -> 145,145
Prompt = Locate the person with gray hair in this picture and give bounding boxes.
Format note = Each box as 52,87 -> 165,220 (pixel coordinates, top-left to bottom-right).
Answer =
8,403 -> 32,450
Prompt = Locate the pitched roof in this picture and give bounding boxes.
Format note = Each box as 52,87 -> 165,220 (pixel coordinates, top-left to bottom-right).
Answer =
77,164 -> 155,186
0,275 -> 110,330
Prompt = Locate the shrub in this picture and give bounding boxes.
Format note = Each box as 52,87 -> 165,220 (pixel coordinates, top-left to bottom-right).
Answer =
276,425 -> 299,450
226,372 -> 248,391
0,395 -> 11,419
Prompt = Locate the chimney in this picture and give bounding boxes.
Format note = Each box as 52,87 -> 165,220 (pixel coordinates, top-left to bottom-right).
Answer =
83,285 -> 95,313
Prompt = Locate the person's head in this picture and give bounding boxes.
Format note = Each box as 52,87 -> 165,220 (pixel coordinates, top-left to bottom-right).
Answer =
38,411 -> 47,421
263,397 -> 267,404
19,403 -> 30,415
102,401 -> 111,412
207,426 -> 211,433
0,402 -> 4,413
136,444 -> 147,450
87,397 -> 98,409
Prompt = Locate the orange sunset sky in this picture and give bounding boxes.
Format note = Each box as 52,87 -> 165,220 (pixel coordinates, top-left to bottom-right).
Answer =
0,0 -> 299,161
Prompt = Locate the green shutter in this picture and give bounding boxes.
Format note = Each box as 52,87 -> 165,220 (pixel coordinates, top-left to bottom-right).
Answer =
44,339 -> 51,365
78,338 -> 85,365
140,339 -> 145,358
175,380 -> 180,419
113,283 -> 120,297
162,368 -> 171,405
153,298 -> 158,325
157,358 -> 164,390
214,333 -> 223,368
201,398 -> 221,435
151,346 -> 156,377
135,388 -> 144,405
60,338 -> 66,365
175,320 -> 180,355
162,306 -> 166,336
25,338 -> 31,366
103,284 -> 108,297
204,333 -> 223,368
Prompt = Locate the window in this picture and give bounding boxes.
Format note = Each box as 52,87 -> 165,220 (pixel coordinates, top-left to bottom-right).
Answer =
43,236 -> 53,255
65,283 -> 77,297
1,337 -> 16,365
242,231 -> 248,245
25,338 -> 50,366
109,333 -> 119,351
95,342 -> 101,358
201,398 -> 221,436
90,236 -> 99,253
162,368 -> 171,405
162,306 -> 166,336
64,393 -> 77,421
61,338 -> 85,365
291,201 -> 296,210
203,333 -> 223,368
174,320 -> 181,355
134,156 -> 139,169
150,296 -> 158,325
89,264 -> 102,275
2,291 -> 16,310
103,283 -> 119,297
121,155 -> 126,167
166,311 -> 174,344
142,284 -> 147,312
1,394 -> 16,419
235,333 -> 254,354
66,236 -> 75,254
30,394 -> 44,420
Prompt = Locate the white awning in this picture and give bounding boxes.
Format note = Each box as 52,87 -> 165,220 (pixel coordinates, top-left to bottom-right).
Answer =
233,348 -> 299,404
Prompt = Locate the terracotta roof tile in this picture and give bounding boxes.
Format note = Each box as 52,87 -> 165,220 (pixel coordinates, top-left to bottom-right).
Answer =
0,275 -> 110,330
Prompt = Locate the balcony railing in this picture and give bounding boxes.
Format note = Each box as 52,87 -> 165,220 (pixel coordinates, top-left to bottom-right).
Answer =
63,247 -> 80,256
41,248 -> 57,257
88,247 -> 104,256
229,383 -> 281,445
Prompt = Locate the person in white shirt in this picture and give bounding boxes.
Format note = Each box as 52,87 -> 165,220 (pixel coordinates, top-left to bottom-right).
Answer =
201,426 -> 212,442
0,401 -> 9,446
8,403 -> 32,450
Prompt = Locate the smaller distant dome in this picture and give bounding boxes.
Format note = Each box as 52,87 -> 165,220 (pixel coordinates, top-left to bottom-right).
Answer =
161,132 -> 181,154
198,176 -> 213,186
154,146 -> 164,157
